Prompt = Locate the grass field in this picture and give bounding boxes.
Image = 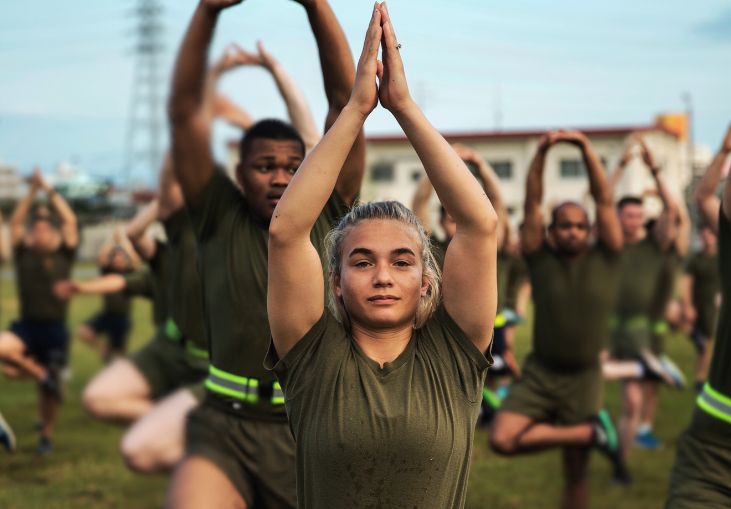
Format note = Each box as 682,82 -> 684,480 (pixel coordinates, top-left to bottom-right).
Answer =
0,268 -> 700,509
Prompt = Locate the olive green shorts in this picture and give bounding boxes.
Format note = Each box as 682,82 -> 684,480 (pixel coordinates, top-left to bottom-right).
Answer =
500,354 -> 603,425
610,325 -> 650,360
184,398 -> 297,508
666,430 -> 731,508
130,338 -> 208,400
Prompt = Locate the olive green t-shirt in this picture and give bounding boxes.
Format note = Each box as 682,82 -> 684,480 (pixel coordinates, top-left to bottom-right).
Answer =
158,211 -> 207,351
101,266 -> 133,316
649,249 -> 682,322
123,266 -> 165,327
14,242 -> 77,322
266,305 -> 491,509
689,207 -> 731,442
498,250 -> 528,311
686,250 -> 720,321
615,236 -> 665,319
526,241 -> 621,370
188,169 -> 350,420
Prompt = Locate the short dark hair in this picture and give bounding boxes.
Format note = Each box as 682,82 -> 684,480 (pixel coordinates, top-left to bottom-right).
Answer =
549,201 -> 587,228
617,196 -> 643,210
238,119 -> 305,162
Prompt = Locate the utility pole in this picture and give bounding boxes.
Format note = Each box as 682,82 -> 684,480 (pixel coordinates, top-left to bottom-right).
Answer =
124,0 -> 165,190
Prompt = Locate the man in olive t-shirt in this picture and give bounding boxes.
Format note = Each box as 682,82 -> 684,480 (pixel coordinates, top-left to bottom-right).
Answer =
667,124 -> 731,508
165,1 -> 365,507
0,169 -> 78,455
682,226 -> 720,391
490,130 -> 625,509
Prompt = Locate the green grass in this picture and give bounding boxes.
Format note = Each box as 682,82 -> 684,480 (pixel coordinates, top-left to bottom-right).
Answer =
0,271 -> 700,508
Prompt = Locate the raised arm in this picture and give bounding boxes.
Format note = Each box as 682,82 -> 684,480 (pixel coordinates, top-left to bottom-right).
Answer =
168,0 -> 243,205
54,274 -> 128,302
257,41 -> 321,153
214,94 -> 254,131
557,130 -> 623,252
268,6 -> 382,359
296,0 -> 364,204
639,138 -> 678,250
411,174 -> 434,235
126,200 -> 159,261
695,125 -> 731,233
674,195 -> 691,258
37,170 -> 78,249
680,272 -> 696,327
521,134 -> 553,255
379,3 -> 497,349
9,172 -> 41,247
608,139 -> 634,196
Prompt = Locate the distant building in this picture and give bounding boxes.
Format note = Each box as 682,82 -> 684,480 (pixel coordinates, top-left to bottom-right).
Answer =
225,113 -> 703,228
0,162 -> 26,203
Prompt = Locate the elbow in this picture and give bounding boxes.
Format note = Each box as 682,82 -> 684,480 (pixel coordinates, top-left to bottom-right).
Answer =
267,216 -> 294,247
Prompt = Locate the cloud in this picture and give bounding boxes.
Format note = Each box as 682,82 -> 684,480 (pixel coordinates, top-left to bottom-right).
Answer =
694,7 -> 731,42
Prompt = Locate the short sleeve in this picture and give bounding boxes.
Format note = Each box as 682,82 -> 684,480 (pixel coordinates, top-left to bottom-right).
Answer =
418,305 -> 492,403
123,268 -> 154,298
264,311 -> 345,400
187,168 -> 245,241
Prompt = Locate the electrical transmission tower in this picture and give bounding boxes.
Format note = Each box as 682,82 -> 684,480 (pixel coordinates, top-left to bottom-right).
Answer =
124,0 -> 165,189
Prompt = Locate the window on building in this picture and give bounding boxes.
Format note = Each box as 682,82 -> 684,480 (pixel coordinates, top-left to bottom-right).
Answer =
371,162 -> 395,182
489,161 -> 513,180
560,159 -> 586,178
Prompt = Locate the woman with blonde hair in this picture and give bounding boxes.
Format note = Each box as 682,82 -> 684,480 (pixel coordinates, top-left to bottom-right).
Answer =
266,4 -> 498,507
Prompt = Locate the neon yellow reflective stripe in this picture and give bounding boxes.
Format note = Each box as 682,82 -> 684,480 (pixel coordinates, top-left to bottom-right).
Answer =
209,365 -> 250,385
494,313 -> 507,328
186,342 -> 209,360
653,321 -> 669,335
272,381 -> 285,405
696,383 -> 731,425
482,388 -> 501,409
165,319 -> 182,341
205,379 -> 246,401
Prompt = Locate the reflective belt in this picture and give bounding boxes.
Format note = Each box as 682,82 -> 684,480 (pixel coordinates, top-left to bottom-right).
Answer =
482,388 -> 501,410
494,313 -> 507,328
653,320 -> 669,336
205,365 -> 284,405
185,341 -> 209,360
165,318 -> 182,342
610,315 -> 650,332
697,383 -> 731,425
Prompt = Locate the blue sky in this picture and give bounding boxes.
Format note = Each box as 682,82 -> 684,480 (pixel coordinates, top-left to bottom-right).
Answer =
1,0 -> 730,184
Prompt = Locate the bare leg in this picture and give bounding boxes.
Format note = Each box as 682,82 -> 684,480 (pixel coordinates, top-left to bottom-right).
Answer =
490,411 -> 592,455
561,446 -> 591,509
640,381 -> 659,432
38,385 -> 59,440
121,388 -> 198,473
0,332 -> 47,381
82,358 -> 152,423
166,456 -> 246,509
618,381 -> 643,462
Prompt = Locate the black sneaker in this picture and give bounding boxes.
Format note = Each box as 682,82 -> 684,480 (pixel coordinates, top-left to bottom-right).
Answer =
37,436 -> 53,456
591,410 -> 629,481
0,412 -> 16,453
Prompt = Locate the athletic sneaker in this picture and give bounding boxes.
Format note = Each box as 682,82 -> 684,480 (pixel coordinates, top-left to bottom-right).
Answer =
635,428 -> 661,449
37,436 -> 53,456
591,410 -> 630,482
0,412 -> 16,453
659,355 -> 687,390
639,351 -> 678,388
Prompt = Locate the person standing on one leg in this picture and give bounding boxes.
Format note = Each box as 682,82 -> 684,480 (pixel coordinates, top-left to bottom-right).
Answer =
267,5 -> 495,505
489,129 -> 626,509
0,168 -> 78,455
165,0 -> 365,507
681,225 -> 720,393
666,124 -> 731,508
610,138 -> 681,476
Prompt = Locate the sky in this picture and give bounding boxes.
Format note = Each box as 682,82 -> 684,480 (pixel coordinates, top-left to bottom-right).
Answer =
1,0 -> 730,185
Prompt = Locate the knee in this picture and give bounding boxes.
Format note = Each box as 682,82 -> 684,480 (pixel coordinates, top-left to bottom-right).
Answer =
120,433 -> 158,473
82,380 -> 110,418
0,332 -> 22,359
488,425 -> 519,456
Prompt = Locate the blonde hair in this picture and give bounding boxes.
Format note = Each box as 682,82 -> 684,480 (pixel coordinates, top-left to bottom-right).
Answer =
324,201 -> 441,330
